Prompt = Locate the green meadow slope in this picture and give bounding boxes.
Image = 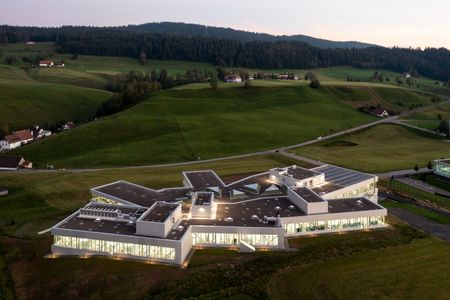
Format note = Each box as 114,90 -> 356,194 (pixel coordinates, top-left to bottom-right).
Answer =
293,123 -> 450,172
12,86 -> 377,168
0,65 -> 111,130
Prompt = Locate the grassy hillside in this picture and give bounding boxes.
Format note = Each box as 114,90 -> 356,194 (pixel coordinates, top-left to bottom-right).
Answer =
293,124 -> 450,172
0,81 -> 111,130
402,102 -> 450,130
11,86 -> 376,168
26,67 -> 109,89
268,238 -> 450,300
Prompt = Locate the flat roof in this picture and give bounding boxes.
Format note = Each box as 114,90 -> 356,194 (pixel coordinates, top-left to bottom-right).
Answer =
184,171 -> 225,190
327,197 -> 382,213
312,182 -> 343,195
292,187 -> 325,202
189,197 -> 304,228
279,166 -> 321,180
194,192 -> 213,206
0,156 -> 22,169
92,181 -> 176,207
142,203 -> 179,223
313,165 -> 373,186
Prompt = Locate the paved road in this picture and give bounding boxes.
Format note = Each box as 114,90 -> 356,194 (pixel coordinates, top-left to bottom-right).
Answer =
397,177 -> 450,197
375,168 -> 431,178
388,207 -> 450,241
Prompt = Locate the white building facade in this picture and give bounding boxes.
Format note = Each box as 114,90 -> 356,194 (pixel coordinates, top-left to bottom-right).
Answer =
50,165 -> 387,266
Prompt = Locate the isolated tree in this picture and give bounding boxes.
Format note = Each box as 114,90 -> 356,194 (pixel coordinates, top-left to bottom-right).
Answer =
437,114 -> 443,120
139,52 -> 147,65
447,79 -> 450,87
304,72 -> 317,81
431,95 -> 442,104
310,79 -> 321,89
210,74 -> 218,90
243,79 -> 252,89
414,164 -> 419,172
427,161 -> 433,170
4,55 -> 19,65
72,53 -> 78,60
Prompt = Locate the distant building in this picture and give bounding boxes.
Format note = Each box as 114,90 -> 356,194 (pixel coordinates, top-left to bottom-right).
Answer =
54,61 -> 65,68
25,41 -> 36,45
1,129 -> 33,151
39,60 -> 54,67
373,108 -> 389,118
403,72 -> 412,79
0,156 -> 32,171
31,125 -> 52,139
278,74 -> 289,80
62,122 -> 76,131
433,159 -> 450,179
224,75 -> 242,83
0,187 -> 8,196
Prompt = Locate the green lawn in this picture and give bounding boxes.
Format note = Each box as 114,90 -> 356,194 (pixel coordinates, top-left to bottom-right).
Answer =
402,102 -> 450,131
383,179 -> 450,209
293,124 -> 450,173
268,238 -> 450,300
381,200 -> 450,224
26,67 -> 109,90
11,86 -> 377,168
372,87 -> 433,113
0,79 -> 111,130
413,173 -> 450,193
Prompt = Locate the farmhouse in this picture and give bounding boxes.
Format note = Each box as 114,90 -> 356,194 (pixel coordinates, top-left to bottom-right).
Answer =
224,75 -> 242,83
373,108 -> 389,118
50,164 -> 386,266
0,156 -> 32,171
32,125 -> 52,139
0,187 -> 8,196
1,129 -> 33,150
432,159 -> 450,179
39,60 -> 54,67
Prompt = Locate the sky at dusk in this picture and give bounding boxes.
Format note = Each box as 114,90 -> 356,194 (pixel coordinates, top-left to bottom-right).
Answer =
1,0 -> 449,49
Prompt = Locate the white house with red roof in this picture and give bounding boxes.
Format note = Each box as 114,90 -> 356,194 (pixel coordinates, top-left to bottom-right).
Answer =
39,60 -> 54,67
1,129 -> 34,151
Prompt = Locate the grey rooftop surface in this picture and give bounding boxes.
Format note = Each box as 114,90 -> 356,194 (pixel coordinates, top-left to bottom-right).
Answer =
92,181 -> 189,207
327,197 -> 383,213
292,187 -> 325,202
184,171 -> 226,190
277,166 -> 321,180
313,165 -> 374,186
142,203 -> 179,223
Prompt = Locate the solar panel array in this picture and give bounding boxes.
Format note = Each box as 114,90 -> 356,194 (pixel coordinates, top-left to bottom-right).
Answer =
314,165 -> 373,186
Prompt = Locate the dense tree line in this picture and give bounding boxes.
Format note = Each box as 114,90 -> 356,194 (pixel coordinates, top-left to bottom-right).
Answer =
97,68 -> 210,116
1,25 -> 449,82
125,22 -> 375,49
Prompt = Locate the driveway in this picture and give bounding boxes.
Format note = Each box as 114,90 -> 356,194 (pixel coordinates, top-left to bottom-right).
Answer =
388,207 -> 450,241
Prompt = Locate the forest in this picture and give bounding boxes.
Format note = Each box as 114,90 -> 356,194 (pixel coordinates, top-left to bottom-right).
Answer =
0,25 -> 449,82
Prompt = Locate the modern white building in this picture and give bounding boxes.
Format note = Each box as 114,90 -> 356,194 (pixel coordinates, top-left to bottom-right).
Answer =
50,164 -> 387,266
432,159 -> 450,179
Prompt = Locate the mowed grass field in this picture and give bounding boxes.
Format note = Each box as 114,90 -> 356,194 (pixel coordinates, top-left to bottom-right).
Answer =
268,237 -> 450,300
402,102 -> 450,130
293,124 -> 450,173
11,86 -> 377,168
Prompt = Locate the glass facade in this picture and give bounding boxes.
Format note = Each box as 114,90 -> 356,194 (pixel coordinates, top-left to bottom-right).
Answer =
284,216 -> 385,234
434,161 -> 450,179
334,182 -> 376,199
53,235 -> 176,261
192,232 -> 278,246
